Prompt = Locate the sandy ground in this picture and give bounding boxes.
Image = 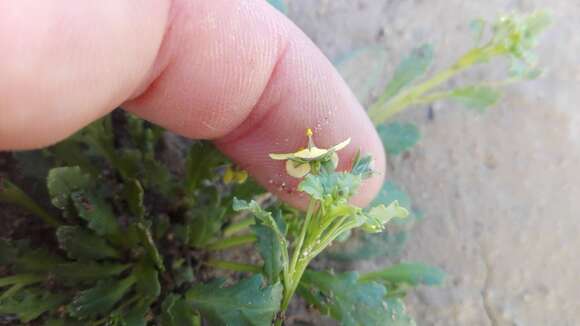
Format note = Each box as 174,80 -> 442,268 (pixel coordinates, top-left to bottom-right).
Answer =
288,0 -> 580,325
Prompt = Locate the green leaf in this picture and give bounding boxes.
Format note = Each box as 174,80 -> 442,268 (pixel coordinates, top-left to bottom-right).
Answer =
187,206 -> 226,247
134,260 -> 161,304
120,304 -> 150,326
361,201 -> 409,233
56,226 -> 120,261
324,181 -> 418,261
12,248 -> 64,274
325,231 -> 409,262
53,262 -> 129,282
336,48 -> 389,105
448,86 -> 501,112
115,149 -> 143,180
71,191 -> 120,236
186,275 -> 282,326
47,167 -> 91,210
48,139 -> 99,176
371,181 -> 413,216
377,122 -> 421,156
68,276 -> 136,318
381,44 -> 433,102
123,179 -> 145,219
232,199 -> 286,235
360,263 -> 446,287
233,201 -> 287,282
126,112 -> 162,157
298,172 -> 361,201
136,223 -> 165,272
252,224 -> 284,282
161,294 -> 200,326
491,11 -> 551,64
143,158 -> 176,197
0,178 -> 61,226
382,298 -> 417,326
300,270 -> 414,326
351,153 -> 374,178
267,0 -> 288,14
80,116 -> 116,162
0,289 -> 66,323
185,142 -> 224,194
251,211 -> 286,283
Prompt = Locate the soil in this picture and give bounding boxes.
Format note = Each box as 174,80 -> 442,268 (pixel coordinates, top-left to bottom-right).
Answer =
288,0 -> 580,325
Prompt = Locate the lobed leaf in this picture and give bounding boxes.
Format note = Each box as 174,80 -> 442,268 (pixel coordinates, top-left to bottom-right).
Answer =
0,289 -> 67,323
71,191 -> 120,236
328,181 -> 418,261
134,260 -> 161,304
380,44 -> 433,103
123,179 -> 145,219
377,122 -> 421,156
371,181 -> 415,218
47,167 -> 91,210
298,172 -> 361,201
326,231 -> 409,262
12,248 -> 64,274
68,277 -> 136,318
251,209 -> 287,283
448,86 -> 501,112
351,153 -> 375,178
136,223 -> 165,272
360,263 -> 446,287
361,201 -> 409,233
161,294 -> 200,326
52,262 -> 129,282
300,270 -> 415,326
233,199 -> 287,283
186,275 -> 282,326
187,206 -> 227,247
56,226 -> 120,261
267,0 -> 288,14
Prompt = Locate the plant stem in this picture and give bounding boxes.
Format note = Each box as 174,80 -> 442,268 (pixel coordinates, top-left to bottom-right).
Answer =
223,217 -> 254,237
205,234 -> 256,251
0,178 -> 61,227
288,200 -> 316,275
278,199 -> 317,323
204,259 -> 261,273
368,44 -> 506,125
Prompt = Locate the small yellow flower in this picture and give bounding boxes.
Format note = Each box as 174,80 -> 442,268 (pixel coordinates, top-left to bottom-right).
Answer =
269,129 -> 350,178
223,165 -> 248,184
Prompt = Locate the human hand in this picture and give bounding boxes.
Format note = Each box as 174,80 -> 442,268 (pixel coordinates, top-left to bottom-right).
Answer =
0,0 -> 385,208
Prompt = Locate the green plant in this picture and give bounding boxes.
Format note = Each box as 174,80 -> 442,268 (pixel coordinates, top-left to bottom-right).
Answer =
0,11 -> 548,326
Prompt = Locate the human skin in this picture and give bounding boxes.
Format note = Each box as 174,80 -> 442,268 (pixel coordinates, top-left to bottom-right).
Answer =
0,0 -> 385,208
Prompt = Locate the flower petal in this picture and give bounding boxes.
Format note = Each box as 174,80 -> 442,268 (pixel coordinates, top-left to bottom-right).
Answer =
269,152 -> 295,160
286,160 -> 311,178
330,152 -> 339,169
328,138 -> 351,152
294,147 -> 328,160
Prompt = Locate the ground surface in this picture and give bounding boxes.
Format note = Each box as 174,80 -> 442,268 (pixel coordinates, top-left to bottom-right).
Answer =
288,0 -> 580,325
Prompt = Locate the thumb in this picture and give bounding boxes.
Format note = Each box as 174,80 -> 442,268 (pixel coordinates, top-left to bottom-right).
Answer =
124,0 -> 385,208
0,0 -> 385,208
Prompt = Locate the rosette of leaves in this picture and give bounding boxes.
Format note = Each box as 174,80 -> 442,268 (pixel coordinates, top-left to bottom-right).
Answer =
0,112 -> 269,325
